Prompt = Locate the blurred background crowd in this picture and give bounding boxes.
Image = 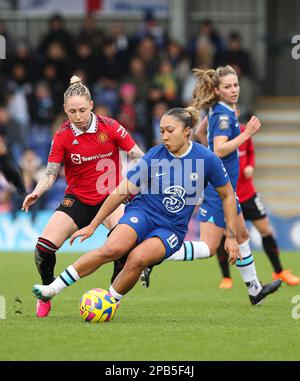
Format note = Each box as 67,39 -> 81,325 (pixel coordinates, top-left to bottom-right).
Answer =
0,10 -> 257,214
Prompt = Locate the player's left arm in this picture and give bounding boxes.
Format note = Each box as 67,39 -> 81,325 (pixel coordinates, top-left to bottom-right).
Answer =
214,116 -> 260,158
114,122 -> 144,162
127,144 -> 144,162
214,134 -> 247,158
70,178 -> 139,244
91,178 -> 138,231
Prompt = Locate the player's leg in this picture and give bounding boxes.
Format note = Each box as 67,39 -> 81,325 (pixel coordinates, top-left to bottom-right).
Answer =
241,194 -> 284,275
253,217 -> 282,272
34,211 -> 78,317
140,220 -> 223,288
36,194 -> 98,288
198,221 -> 226,256
35,194 -> 109,316
216,235 -> 233,289
167,201 -> 229,262
140,238 -> 210,288
236,213 -> 281,304
36,211 -> 78,283
243,193 -> 300,286
102,204 -> 129,283
164,240 -> 211,261
253,217 -> 300,285
37,194 -> 110,317
110,237 -> 166,300
140,219 -> 224,288
32,224 -> 138,300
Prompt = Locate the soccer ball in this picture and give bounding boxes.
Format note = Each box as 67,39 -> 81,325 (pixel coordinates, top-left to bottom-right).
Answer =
80,288 -> 117,323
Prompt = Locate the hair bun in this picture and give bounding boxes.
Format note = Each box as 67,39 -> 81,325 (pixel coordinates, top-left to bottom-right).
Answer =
185,106 -> 200,127
69,75 -> 82,85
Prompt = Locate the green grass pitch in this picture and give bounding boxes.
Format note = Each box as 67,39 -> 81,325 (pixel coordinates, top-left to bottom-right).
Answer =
1,251 -> 300,361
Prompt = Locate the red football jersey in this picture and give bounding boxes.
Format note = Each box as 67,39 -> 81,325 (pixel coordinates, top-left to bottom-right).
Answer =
236,124 -> 256,203
48,113 -> 136,205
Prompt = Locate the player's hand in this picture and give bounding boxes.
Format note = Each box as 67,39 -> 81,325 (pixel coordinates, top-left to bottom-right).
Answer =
224,237 -> 242,265
243,165 -> 254,179
245,116 -> 261,138
69,225 -> 96,245
123,193 -> 136,205
21,192 -> 39,212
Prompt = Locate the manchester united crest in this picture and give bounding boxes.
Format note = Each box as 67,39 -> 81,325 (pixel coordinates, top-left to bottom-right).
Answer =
62,198 -> 74,207
98,132 -> 108,143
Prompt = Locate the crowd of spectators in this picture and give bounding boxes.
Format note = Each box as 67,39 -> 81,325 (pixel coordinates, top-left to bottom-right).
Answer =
0,12 -> 256,214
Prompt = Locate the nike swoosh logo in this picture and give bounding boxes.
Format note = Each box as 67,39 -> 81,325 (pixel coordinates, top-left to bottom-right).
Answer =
155,172 -> 166,177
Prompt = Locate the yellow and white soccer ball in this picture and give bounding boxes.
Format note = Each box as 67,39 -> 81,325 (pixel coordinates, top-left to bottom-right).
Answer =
80,288 -> 117,323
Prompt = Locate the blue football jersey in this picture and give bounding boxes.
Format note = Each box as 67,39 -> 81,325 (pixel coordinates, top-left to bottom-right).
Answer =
126,141 -> 229,238
207,101 -> 240,190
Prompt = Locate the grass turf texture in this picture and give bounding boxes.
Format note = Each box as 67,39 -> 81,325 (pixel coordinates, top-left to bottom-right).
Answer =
0,252 -> 300,361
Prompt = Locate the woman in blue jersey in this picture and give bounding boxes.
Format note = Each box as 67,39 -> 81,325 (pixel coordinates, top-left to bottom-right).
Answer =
191,65 -> 281,304
31,106 -> 240,307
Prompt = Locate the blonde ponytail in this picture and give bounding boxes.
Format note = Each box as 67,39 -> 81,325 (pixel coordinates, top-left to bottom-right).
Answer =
192,65 -> 237,110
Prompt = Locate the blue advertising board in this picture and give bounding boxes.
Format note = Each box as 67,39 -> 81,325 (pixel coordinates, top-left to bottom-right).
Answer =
1,210 -> 300,252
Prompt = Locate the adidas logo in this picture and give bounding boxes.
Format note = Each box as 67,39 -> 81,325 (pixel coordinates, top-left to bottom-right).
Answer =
72,139 -> 79,145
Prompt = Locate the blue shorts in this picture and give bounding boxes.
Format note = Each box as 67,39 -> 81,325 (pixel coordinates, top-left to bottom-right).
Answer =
197,192 -> 242,229
118,206 -> 183,258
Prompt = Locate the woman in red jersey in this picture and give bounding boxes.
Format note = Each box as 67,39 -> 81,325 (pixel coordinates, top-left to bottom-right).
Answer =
22,76 -> 144,317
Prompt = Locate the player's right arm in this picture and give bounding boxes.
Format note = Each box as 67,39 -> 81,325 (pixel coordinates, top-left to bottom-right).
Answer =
22,162 -> 61,212
207,153 -> 241,264
215,182 -> 241,264
22,129 -> 66,212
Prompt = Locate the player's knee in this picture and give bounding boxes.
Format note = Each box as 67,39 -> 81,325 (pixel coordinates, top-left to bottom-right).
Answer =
258,223 -> 273,237
205,242 -> 218,257
35,238 -> 57,264
237,229 -> 249,244
101,242 -> 128,261
34,237 -> 57,281
125,253 -> 146,272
